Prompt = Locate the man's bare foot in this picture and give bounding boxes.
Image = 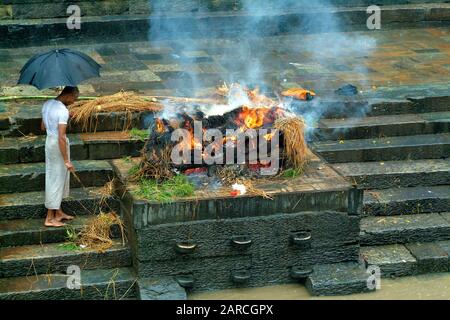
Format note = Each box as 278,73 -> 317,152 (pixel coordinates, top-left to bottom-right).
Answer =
44,218 -> 65,227
55,209 -> 75,222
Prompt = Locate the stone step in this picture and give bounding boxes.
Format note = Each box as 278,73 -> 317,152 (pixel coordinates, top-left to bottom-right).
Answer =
360,213 -> 450,246
1,0 -> 149,20
331,159 -> 450,190
364,186 -> 450,216
0,160 -> 114,194
305,262 -> 375,296
137,278 -> 187,300
0,267 -> 137,300
0,132 -> 144,164
0,240 -> 131,278
365,96 -> 450,117
360,244 -> 418,278
0,187 -> 118,220
1,0 -> 440,20
316,112 -> 450,141
0,104 -> 143,137
309,96 -> 450,120
1,3 -> 450,48
405,242 -> 450,274
360,241 -> 450,278
312,133 -> 450,163
0,215 -> 123,247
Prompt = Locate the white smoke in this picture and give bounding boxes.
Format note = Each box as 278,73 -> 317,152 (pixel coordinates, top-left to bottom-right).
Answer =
148,0 -> 377,128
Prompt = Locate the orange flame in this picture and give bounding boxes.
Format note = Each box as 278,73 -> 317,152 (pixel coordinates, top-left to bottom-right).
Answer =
236,106 -> 285,129
155,118 -> 165,133
237,106 -> 269,129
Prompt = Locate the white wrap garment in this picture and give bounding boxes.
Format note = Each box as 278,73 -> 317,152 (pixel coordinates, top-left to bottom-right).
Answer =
42,99 -> 70,209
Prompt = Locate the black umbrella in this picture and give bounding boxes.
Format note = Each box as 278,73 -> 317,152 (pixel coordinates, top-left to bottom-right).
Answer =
18,48 -> 101,90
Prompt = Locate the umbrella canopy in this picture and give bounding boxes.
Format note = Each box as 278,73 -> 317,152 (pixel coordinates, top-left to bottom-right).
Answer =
18,48 -> 101,90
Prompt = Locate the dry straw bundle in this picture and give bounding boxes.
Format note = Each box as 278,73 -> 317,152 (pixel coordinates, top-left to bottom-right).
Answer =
132,146 -> 174,182
69,91 -> 163,132
78,212 -> 125,253
274,117 -> 309,170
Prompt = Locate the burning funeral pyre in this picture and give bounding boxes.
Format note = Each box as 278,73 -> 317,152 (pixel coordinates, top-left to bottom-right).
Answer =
135,83 -> 312,191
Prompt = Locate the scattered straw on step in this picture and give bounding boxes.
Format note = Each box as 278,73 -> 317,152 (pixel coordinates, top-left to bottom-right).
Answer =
18,133 -> 38,143
95,178 -> 116,209
78,212 -> 125,253
274,117 -> 309,170
69,91 -> 163,132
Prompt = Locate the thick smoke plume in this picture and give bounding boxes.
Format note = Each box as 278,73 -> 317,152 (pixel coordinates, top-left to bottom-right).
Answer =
147,0 -> 377,131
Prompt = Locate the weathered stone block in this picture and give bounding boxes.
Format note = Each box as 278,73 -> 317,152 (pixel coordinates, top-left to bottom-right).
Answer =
405,242 -> 449,274
0,243 -> 131,278
0,187 -> 119,220
138,278 -> 187,300
131,189 -> 350,227
135,211 -> 359,262
360,213 -> 450,246
437,240 -> 450,271
0,268 -> 136,300
133,210 -> 360,292
360,244 -> 417,277
305,262 -> 375,296
0,160 -> 113,193
0,144 -> 19,164
138,255 -> 254,291
9,0 -> 132,20
87,141 -> 143,160
363,186 -> 450,216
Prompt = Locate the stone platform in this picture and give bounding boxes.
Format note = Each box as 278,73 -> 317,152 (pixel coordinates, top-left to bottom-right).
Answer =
111,151 -> 367,295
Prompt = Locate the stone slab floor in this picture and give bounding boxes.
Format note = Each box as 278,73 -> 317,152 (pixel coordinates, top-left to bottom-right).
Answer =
1,26 -> 450,101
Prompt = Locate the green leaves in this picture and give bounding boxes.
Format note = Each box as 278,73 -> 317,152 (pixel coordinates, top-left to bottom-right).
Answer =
133,175 -> 195,203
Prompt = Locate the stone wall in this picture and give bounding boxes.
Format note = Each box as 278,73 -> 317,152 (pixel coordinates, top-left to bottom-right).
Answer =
0,0 -> 443,20
0,0 -> 150,20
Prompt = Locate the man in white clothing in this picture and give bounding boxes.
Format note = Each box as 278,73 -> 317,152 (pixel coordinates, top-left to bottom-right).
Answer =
41,86 -> 78,227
